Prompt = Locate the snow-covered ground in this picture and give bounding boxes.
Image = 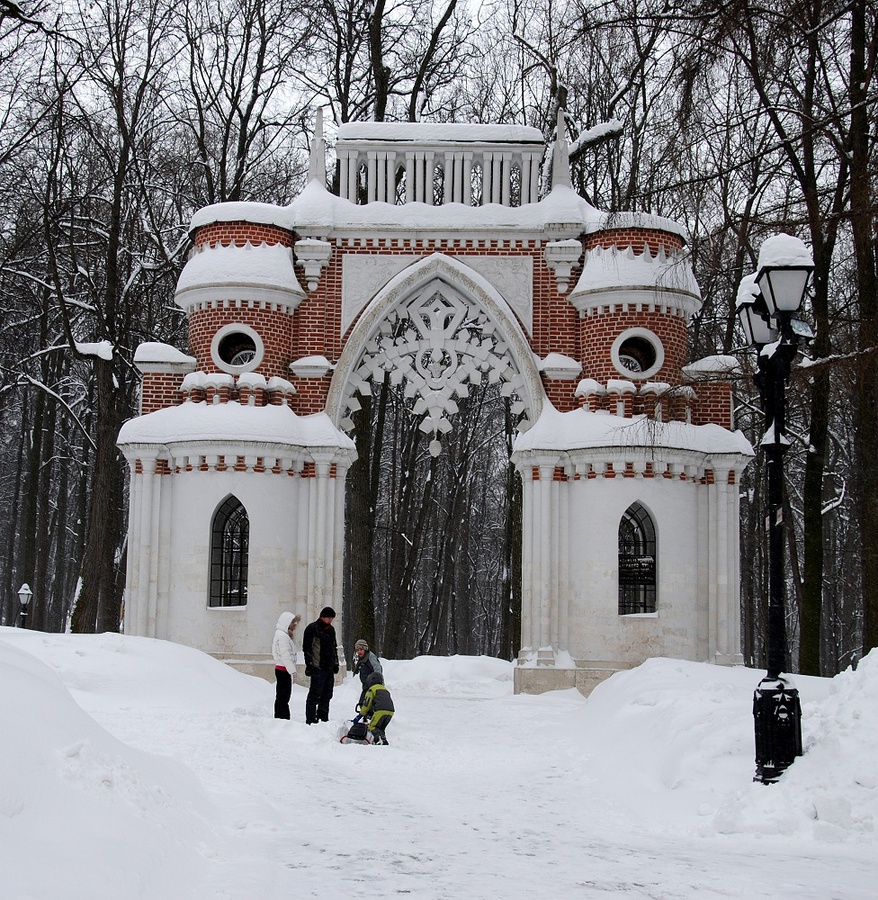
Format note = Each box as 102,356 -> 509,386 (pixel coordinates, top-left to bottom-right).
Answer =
1,628 -> 875,899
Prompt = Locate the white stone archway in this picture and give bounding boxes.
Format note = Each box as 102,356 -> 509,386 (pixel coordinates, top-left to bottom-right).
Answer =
326,253 -> 545,452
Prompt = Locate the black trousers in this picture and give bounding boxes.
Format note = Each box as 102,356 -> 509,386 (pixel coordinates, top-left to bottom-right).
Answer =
306,669 -> 334,723
274,667 -> 292,719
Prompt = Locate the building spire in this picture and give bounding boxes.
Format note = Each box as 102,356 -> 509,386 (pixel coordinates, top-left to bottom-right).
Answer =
551,106 -> 571,189
308,107 -> 325,183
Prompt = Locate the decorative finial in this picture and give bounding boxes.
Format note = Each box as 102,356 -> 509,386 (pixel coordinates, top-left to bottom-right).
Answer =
308,107 -> 325,183
551,106 -> 571,189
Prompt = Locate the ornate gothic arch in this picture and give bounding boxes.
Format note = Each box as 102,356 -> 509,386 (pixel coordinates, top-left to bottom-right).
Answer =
326,254 -> 545,454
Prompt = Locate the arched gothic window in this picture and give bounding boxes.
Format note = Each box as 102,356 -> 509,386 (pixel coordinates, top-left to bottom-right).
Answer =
395,166 -> 407,204
618,502 -> 656,614
510,164 -> 522,207
433,163 -> 445,205
209,495 -> 249,607
470,162 -> 483,206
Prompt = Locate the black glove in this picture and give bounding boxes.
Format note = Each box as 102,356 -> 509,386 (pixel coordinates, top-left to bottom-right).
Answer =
305,666 -> 314,678
333,664 -> 339,674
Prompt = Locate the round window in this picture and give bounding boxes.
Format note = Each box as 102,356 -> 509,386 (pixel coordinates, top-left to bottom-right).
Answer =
210,324 -> 264,374
611,329 -> 664,380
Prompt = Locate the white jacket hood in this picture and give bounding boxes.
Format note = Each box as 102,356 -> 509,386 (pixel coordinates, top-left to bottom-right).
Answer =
276,611 -> 295,631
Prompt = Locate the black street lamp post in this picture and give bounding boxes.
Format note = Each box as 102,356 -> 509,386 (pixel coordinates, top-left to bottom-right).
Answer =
17,583 -> 33,629
736,234 -> 813,784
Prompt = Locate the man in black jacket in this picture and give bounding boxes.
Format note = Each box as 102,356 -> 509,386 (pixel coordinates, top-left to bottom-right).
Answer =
302,607 -> 339,724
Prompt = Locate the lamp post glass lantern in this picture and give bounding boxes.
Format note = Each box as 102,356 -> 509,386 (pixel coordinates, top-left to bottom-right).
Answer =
17,583 -> 33,628
738,234 -> 813,784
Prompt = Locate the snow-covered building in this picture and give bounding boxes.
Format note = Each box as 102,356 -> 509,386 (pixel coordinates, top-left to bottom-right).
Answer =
118,112 -> 753,693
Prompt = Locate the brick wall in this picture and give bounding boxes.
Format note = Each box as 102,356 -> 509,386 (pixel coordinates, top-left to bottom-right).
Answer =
194,221 -> 294,249
140,373 -> 187,415
188,304 -> 295,381
580,309 -> 688,385
687,381 -> 733,430
584,228 -> 684,255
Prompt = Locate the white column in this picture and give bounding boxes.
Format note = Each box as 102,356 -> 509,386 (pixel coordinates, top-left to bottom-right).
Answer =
153,463 -> 171,640
294,465 -> 309,612
367,151 -> 377,202
413,152 -> 423,202
556,472 -> 570,650
123,459 -> 143,635
529,155 -> 541,202
463,152 -> 473,206
549,472 -> 560,647
444,151 -> 454,205
336,150 -> 349,200
376,152 -> 387,202
313,455 -> 334,611
537,460 -> 555,648
482,153 -> 494,204
712,468 -> 731,663
143,454 -> 163,638
492,152 -> 503,205
347,156 -> 358,203
331,461 -> 349,611
520,154 -> 531,206
728,470 -> 743,663
520,465 -> 534,652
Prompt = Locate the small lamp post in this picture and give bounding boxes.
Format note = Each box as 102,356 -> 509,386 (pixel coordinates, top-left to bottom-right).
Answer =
17,583 -> 33,629
736,234 -> 813,784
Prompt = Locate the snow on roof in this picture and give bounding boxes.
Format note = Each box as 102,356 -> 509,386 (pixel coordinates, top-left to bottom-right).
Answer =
289,181 -> 601,234
134,342 -> 196,366
117,401 -> 354,450
190,201 -> 290,233
235,372 -> 267,389
175,242 -> 304,309
336,122 -> 545,144
186,180 -> 689,246
757,233 -> 814,269
570,244 -> 701,300
513,403 -> 754,457
574,378 -> 607,396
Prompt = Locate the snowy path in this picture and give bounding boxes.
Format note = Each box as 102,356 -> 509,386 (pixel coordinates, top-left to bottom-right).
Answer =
83,670 -> 875,900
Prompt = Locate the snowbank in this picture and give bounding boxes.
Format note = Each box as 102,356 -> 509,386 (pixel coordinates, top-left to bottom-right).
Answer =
0,635 -> 223,899
0,629 -> 874,898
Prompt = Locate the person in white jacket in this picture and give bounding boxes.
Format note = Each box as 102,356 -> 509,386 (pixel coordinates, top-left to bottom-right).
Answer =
272,612 -> 301,719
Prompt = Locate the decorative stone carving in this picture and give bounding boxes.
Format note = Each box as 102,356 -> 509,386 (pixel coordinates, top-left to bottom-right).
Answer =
294,238 -> 332,291
540,352 -> 582,380
453,256 -> 533,334
342,255 -> 420,335
543,239 -> 582,293
290,355 -> 334,378
341,283 -> 529,456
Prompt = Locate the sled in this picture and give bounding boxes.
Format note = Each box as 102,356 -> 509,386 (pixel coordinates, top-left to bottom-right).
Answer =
338,716 -> 373,745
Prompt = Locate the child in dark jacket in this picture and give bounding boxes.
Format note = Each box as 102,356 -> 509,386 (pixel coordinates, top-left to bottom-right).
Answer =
352,638 -> 383,709
359,671 -> 394,745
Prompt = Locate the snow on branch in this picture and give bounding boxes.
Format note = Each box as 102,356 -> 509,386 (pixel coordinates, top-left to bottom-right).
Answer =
568,120 -> 624,159
74,340 -> 114,361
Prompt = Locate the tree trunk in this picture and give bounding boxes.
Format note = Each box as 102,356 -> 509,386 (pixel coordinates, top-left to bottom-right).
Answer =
849,0 -> 878,657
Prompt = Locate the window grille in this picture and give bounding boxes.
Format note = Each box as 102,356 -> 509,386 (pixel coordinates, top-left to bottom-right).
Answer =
209,496 -> 249,607
618,502 -> 656,614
